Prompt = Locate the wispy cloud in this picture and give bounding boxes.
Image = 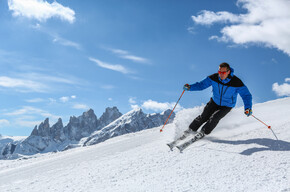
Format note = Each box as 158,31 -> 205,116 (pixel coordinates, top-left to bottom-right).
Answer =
5,106 -> 52,117
191,0 -> 290,56
53,35 -> 81,50
59,95 -> 76,103
0,76 -> 48,92
89,57 -> 133,74
272,78 -> 290,97
129,97 -> 139,109
0,72 -> 80,93
3,106 -> 61,128
107,48 -> 150,64
0,119 -> 10,127
8,0 -> 75,23
25,98 -> 45,103
129,97 -> 137,104
59,96 -> 69,103
30,24 -> 81,50
72,104 -> 89,110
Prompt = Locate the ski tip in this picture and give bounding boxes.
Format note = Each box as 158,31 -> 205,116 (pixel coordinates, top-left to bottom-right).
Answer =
176,146 -> 183,153
160,129 -> 163,132
166,144 -> 174,151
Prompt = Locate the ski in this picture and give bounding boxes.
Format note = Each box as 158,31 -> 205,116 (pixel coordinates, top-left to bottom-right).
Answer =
176,132 -> 205,152
166,129 -> 196,151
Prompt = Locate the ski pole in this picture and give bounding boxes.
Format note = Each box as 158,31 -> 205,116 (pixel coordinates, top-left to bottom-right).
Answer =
160,90 -> 185,132
251,114 -> 279,140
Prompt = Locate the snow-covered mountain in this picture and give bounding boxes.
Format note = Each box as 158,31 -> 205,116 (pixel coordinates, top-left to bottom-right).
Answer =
1,107 -> 174,159
84,108 -> 174,146
0,135 -> 26,157
0,97 -> 289,192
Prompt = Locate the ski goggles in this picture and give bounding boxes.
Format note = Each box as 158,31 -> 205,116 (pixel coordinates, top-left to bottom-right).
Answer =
218,70 -> 229,75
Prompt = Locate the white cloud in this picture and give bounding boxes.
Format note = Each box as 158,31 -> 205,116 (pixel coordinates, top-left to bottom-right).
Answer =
0,76 -> 48,92
272,78 -> 290,97
0,119 -> 10,127
24,72 -> 77,85
72,104 -> 89,110
3,106 -> 62,128
130,104 -> 140,110
0,73 -> 81,93
89,57 -> 133,74
26,98 -> 45,103
59,95 -> 76,103
191,0 -> 290,56
53,36 -> 81,50
59,96 -> 69,103
129,97 -> 138,109
4,106 -> 53,117
192,10 -> 240,25
141,99 -> 183,112
108,48 -> 150,64
14,119 -> 42,128
8,0 -> 75,23
129,97 -> 137,104
120,55 -> 149,64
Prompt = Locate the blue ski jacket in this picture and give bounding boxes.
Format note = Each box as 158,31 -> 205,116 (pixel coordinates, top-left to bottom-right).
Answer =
189,68 -> 252,110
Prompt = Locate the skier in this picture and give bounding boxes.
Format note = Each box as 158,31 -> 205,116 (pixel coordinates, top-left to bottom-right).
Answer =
168,62 -> 252,151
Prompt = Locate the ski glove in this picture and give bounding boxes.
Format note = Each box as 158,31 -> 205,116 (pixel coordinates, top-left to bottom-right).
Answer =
244,108 -> 252,117
183,84 -> 191,91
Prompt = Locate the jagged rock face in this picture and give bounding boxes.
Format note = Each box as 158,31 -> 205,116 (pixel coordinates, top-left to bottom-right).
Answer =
2,107 -> 175,158
31,118 -> 50,137
64,109 -> 98,141
98,107 -> 122,129
84,108 -> 175,146
50,118 -> 65,142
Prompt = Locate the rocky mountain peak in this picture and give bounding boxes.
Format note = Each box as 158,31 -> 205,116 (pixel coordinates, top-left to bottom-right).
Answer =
98,106 -> 122,129
31,118 -> 50,137
50,118 -> 64,141
82,109 -> 95,118
3,106 -> 175,158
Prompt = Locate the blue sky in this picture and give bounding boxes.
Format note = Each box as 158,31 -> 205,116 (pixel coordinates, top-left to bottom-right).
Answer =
0,0 -> 290,136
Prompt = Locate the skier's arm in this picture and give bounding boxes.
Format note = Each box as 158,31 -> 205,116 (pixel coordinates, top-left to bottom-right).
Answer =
237,85 -> 252,110
188,76 -> 212,91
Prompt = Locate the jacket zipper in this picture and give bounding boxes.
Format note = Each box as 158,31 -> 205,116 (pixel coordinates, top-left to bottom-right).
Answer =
220,84 -> 224,105
220,85 -> 229,105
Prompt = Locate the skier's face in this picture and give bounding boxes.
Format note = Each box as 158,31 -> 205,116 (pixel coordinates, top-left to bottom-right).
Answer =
218,67 -> 230,80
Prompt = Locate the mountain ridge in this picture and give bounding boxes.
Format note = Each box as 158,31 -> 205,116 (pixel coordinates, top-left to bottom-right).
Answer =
0,106 -> 174,159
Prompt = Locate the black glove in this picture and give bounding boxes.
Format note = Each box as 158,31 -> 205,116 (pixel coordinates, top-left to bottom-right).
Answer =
244,108 -> 252,117
183,84 -> 191,91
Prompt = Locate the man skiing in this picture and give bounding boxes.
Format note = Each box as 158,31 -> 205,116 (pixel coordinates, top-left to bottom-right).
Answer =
168,62 -> 252,151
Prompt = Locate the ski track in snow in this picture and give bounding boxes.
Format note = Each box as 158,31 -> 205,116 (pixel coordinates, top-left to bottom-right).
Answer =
0,98 -> 290,192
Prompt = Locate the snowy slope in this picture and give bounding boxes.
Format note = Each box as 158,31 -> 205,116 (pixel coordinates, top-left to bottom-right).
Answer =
0,97 -> 289,192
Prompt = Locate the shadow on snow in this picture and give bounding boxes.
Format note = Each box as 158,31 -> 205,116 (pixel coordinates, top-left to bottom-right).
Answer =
210,138 -> 290,156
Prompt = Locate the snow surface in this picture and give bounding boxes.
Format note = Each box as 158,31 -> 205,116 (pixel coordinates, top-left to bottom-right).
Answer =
0,97 -> 290,192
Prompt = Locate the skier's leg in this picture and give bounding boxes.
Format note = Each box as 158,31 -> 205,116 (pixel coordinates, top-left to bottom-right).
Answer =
189,98 -> 218,132
201,106 -> 232,135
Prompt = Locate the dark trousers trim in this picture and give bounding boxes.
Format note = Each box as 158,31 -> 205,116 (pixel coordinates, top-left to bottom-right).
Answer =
189,98 -> 232,135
